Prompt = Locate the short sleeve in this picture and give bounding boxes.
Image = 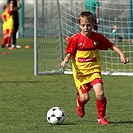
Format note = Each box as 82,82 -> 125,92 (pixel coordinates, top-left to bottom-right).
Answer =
2,14 -> 7,21
97,34 -> 113,50
66,37 -> 77,55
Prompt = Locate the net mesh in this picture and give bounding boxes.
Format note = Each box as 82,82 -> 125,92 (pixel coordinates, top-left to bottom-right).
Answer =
35,0 -> 133,75
36,0 -> 63,74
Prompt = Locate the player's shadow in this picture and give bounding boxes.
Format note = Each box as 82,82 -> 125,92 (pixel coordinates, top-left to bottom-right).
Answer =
109,121 -> 133,124
62,122 -> 77,126
0,80 -> 44,84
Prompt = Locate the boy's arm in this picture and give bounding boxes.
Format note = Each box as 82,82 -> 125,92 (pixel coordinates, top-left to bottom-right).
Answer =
13,0 -> 21,11
2,13 -> 7,21
61,53 -> 71,67
111,45 -> 129,64
9,1 -> 13,11
16,0 -> 21,9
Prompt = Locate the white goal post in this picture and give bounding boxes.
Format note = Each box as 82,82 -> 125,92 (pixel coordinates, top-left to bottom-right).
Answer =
34,0 -> 133,76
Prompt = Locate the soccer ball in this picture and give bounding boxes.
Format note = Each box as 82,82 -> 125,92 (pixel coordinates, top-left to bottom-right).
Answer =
46,107 -> 65,125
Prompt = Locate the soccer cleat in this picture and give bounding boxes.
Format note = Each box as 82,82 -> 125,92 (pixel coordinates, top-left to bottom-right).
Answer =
12,45 -> 21,48
76,100 -> 85,117
5,44 -> 11,47
12,45 -> 15,48
98,117 -> 109,125
16,45 -> 21,48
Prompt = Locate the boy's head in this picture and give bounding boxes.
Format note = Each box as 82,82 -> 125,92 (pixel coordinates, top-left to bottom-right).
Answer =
3,5 -> 7,10
78,11 -> 95,36
78,11 -> 95,25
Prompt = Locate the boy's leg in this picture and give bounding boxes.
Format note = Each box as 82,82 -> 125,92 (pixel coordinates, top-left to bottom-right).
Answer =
92,79 -> 109,125
96,97 -> 109,125
76,84 -> 91,117
76,96 -> 85,117
2,31 -> 7,47
4,30 -> 11,47
96,97 -> 106,119
2,37 -> 7,47
7,35 -> 11,47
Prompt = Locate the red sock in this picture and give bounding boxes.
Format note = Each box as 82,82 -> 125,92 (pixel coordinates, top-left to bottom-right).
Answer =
2,37 -> 7,46
96,97 -> 107,119
7,36 -> 11,47
77,96 -> 84,106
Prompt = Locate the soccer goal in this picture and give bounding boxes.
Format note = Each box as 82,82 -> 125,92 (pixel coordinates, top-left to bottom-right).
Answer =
34,0 -> 133,76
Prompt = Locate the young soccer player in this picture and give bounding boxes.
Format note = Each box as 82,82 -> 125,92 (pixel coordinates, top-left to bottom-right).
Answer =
7,0 -> 21,48
1,1 -> 13,48
61,11 -> 129,125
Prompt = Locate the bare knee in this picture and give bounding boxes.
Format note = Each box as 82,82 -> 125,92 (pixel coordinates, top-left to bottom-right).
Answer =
93,83 -> 105,100
80,93 -> 90,104
96,91 -> 104,100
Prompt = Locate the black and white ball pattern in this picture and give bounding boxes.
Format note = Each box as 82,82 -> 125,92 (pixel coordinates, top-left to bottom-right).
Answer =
47,107 -> 65,125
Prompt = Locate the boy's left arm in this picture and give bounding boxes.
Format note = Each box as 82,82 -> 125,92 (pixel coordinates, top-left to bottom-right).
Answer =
13,0 -> 21,11
111,45 -> 129,64
2,14 -> 7,21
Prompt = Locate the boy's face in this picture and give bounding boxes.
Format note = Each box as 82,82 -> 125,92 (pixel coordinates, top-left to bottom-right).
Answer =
79,18 -> 94,36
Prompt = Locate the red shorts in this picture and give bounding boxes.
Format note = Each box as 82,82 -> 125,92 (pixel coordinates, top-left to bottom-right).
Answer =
4,29 -> 13,34
77,78 -> 103,95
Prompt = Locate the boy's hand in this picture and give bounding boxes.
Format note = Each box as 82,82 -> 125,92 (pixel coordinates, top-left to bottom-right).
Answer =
61,61 -> 68,68
120,55 -> 129,64
61,53 -> 71,67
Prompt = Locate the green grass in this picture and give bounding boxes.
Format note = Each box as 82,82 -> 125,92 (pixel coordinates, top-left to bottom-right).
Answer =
0,38 -> 133,133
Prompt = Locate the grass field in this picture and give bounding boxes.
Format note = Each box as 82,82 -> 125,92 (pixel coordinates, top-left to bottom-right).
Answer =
0,38 -> 133,133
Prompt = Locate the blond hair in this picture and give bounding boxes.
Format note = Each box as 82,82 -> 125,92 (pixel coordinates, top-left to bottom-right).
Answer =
78,11 -> 95,24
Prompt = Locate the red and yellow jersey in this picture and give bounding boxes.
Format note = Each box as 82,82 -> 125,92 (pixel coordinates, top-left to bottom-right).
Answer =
66,32 -> 113,87
1,9 -> 14,33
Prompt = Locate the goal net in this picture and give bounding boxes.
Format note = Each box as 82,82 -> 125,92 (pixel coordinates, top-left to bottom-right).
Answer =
34,0 -> 133,76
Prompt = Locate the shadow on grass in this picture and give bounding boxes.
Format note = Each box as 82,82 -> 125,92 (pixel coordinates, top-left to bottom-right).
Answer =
110,121 -> 133,124
60,122 -> 77,126
0,81 -> 44,84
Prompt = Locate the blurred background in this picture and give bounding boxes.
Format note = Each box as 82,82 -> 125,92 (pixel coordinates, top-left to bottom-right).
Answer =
0,0 -> 132,39
0,0 -> 132,75
0,0 -> 34,38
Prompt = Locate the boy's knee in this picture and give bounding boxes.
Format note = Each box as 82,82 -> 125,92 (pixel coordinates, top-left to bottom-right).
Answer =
96,91 -> 104,100
80,94 -> 90,104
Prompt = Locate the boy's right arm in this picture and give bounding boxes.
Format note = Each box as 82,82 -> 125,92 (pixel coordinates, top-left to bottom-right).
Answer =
16,0 -> 21,9
61,53 -> 71,67
13,0 -> 21,11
